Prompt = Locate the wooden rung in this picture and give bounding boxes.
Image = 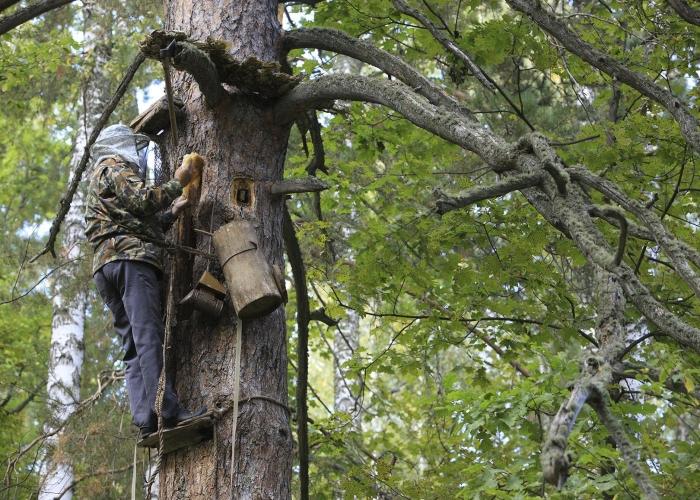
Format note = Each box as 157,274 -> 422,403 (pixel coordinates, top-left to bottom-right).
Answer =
137,412 -> 214,454
129,96 -> 185,137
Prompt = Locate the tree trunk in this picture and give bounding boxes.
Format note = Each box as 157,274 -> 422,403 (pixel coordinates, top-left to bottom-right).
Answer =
160,1 -> 292,498
39,11 -> 111,499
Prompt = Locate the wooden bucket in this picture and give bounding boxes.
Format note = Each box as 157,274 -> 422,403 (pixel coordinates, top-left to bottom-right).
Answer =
212,220 -> 282,319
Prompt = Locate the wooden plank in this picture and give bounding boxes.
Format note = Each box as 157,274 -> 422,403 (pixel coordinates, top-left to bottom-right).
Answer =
137,412 -> 214,454
129,96 -> 185,137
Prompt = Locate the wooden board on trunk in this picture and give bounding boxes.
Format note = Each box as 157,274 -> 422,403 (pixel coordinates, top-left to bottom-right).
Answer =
137,412 -> 215,454
129,96 -> 185,137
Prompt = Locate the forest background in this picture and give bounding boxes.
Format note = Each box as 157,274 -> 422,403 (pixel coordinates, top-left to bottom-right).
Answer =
0,0 -> 699,498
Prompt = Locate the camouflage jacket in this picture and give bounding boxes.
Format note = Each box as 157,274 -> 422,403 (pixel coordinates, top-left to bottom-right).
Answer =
85,156 -> 183,274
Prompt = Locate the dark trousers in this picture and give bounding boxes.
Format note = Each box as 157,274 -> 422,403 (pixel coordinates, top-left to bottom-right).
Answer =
94,260 -> 180,428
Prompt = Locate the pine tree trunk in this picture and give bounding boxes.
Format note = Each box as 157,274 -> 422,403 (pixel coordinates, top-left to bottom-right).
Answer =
160,1 -> 292,498
39,13 -> 111,499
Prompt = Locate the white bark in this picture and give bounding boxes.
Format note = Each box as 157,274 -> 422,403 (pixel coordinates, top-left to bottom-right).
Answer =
39,12 -> 111,498
334,310 -> 361,430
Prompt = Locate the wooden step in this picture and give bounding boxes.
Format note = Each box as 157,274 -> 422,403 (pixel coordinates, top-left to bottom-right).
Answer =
137,412 -> 214,454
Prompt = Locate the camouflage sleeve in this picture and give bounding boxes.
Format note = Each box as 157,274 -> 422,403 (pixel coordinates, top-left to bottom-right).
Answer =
106,163 -> 183,217
159,208 -> 177,231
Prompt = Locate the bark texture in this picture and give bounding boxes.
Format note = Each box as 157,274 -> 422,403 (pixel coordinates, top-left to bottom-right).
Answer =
160,1 -> 292,498
39,11 -> 111,498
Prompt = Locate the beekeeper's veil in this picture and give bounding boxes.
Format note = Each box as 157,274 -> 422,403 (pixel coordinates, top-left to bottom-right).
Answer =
90,124 -> 150,178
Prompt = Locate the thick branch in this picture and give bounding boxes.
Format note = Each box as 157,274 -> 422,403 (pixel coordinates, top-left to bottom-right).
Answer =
32,51 -> 146,262
668,0 -> 700,25
505,0 -> 700,153
273,73 -> 512,168
282,207 -> 310,500
392,0 -> 494,91
435,172 -> 543,215
0,0 -> 75,36
271,177 -> 328,196
283,27 -> 468,113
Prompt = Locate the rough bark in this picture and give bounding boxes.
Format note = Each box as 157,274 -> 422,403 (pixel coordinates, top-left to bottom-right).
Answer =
160,1 -> 292,498
39,11 -> 111,498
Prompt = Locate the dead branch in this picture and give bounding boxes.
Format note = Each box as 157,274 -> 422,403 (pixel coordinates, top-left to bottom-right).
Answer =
309,307 -> 338,326
0,0 -> 75,36
435,172 -> 544,215
31,51 -> 145,262
271,177 -> 329,196
668,0 -> 700,25
505,0 -> 700,153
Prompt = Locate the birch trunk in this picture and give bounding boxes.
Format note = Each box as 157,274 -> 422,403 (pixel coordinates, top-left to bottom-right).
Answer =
39,13 -> 111,499
334,310 -> 361,430
159,1 -> 293,497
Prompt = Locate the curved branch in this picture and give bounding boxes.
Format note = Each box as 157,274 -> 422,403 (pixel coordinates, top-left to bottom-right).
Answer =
273,73 -> 513,167
570,167 -> 700,298
505,0 -> 700,153
31,51 -> 146,262
598,206 -> 628,266
283,27 -> 468,113
668,0 -> 700,25
0,0 -> 75,36
282,207 -> 310,500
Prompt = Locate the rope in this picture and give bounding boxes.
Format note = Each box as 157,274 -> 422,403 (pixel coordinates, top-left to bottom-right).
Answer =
130,443 -> 137,500
142,48 -> 183,498
229,318 -> 243,495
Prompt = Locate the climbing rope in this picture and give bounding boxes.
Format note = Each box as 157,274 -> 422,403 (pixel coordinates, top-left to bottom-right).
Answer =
144,51 -> 181,497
